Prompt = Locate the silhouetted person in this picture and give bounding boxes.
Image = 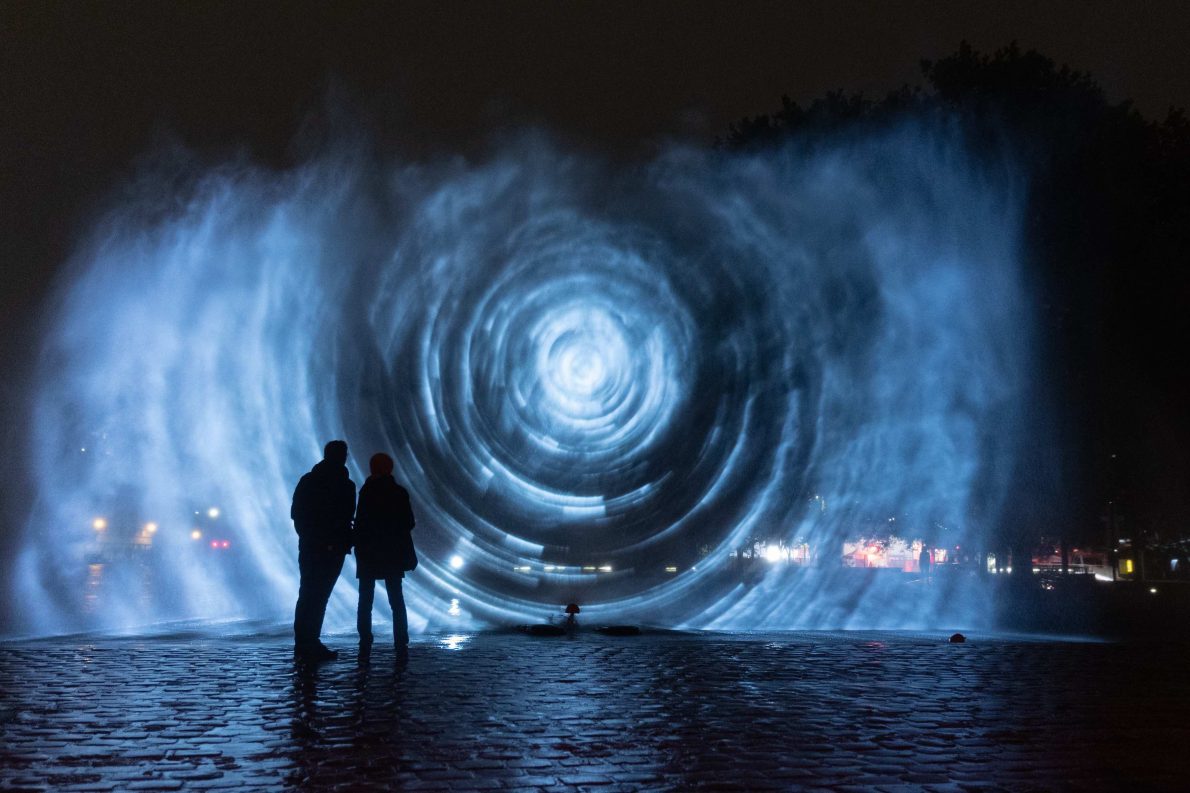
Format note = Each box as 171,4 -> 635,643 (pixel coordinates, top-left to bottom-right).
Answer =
291,440 -> 356,661
353,452 -> 416,661
919,544 -> 932,583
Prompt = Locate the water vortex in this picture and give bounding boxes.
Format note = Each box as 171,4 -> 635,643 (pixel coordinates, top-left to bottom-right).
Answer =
17,128 -> 1027,635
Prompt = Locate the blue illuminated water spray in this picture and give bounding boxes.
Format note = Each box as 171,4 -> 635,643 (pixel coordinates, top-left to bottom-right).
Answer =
16,129 -> 1027,636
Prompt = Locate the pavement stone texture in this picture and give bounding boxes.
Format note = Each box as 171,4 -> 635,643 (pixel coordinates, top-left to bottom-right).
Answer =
1,630 -> 1188,791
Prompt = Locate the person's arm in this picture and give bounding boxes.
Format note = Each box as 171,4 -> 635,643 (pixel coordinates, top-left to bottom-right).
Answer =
342,481 -> 358,551
350,495 -> 363,553
290,476 -> 308,535
400,489 -> 415,531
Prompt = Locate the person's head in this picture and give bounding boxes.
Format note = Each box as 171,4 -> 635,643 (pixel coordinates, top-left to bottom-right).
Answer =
323,440 -> 348,466
369,452 -> 394,477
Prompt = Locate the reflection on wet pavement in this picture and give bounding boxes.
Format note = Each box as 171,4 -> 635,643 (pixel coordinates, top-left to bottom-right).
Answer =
2,631 -> 1188,790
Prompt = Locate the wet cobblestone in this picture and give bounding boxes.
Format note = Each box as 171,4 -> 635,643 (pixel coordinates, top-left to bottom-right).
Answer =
1,631 -> 1188,791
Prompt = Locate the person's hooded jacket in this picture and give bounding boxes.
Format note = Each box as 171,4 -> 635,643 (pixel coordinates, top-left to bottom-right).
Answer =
290,459 -> 356,552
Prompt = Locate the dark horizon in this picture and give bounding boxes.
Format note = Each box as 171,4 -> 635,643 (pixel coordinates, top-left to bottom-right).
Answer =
5,1 -> 1190,335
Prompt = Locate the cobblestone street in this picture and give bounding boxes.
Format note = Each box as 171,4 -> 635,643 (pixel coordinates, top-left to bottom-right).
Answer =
2,630 -> 1187,791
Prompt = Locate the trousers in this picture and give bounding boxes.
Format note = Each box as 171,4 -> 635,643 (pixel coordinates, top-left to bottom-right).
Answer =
357,576 -> 408,647
294,540 -> 345,648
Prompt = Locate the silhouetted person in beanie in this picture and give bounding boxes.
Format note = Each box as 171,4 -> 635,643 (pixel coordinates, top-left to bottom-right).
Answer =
291,440 -> 356,661
353,452 -> 416,661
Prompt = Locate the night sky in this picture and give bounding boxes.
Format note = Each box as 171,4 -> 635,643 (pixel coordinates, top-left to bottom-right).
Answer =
2,0 -> 1189,535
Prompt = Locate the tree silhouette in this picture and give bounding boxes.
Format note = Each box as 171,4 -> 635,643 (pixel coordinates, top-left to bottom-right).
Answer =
724,42 -> 1190,572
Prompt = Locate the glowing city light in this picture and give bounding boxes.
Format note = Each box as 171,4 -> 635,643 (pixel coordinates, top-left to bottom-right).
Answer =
449,555 -> 465,570
91,518 -> 107,531
144,522 -> 158,534
190,529 -> 202,540
207,507 -> 220,519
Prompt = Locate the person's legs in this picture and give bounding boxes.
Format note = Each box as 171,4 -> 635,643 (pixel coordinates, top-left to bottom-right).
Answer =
357,578 -> 376,642
294,542 -> 321,648
310,552 -> 345,642
384,576 -> 409,648
295,542 -> 344,653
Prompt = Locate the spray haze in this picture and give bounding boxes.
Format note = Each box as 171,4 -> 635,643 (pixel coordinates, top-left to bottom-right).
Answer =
16,125 -> 1028,636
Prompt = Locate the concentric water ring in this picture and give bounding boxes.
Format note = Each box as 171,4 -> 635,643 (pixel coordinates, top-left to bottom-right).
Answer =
19,129 -> 1027,635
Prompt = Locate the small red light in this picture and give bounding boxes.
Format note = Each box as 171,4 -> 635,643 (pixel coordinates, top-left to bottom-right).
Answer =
221,541 -> 230,548
210,541 -> 218,548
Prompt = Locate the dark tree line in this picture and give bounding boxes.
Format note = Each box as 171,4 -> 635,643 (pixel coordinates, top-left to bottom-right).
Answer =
722,43 -> 1190,570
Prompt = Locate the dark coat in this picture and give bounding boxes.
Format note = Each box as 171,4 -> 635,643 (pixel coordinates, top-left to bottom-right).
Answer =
353,475 -> 416,580
290,460 -> 356,552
